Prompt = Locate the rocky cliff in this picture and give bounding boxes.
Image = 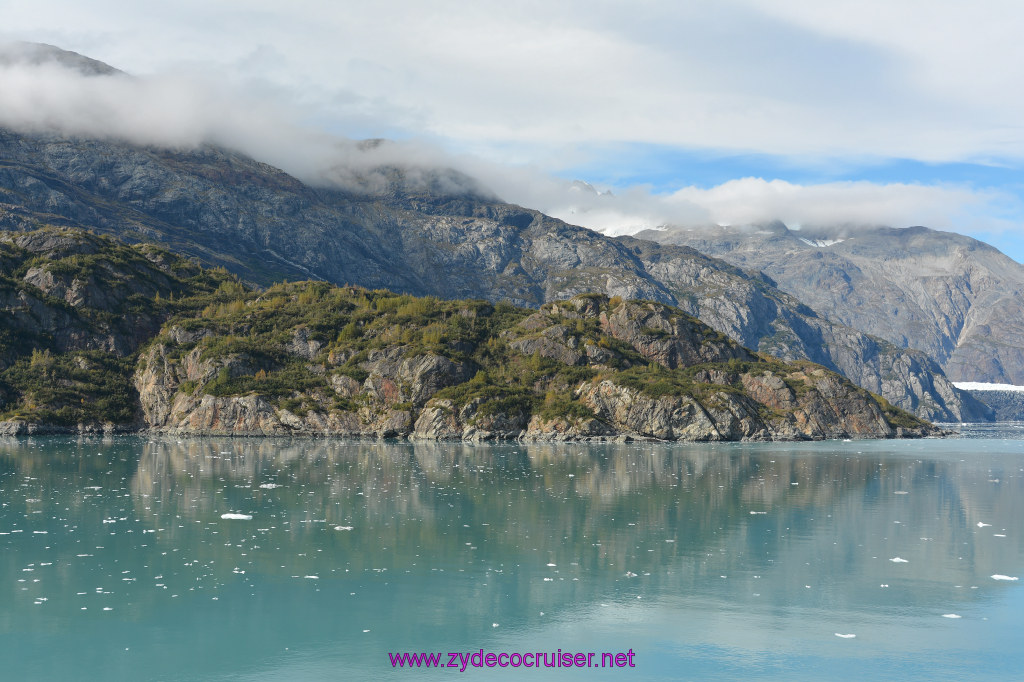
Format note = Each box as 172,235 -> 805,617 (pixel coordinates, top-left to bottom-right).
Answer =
0,130 -> 984,421
132,283 -> 934,441
0,227 -> 230,429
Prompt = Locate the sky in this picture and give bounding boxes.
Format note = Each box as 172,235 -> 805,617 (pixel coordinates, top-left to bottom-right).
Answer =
3,0 -> 1024,261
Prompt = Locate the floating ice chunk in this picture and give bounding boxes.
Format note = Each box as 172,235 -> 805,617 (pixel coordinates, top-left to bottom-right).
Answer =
834,633 -> 856,638
991,575 -> 1019,581
977,522 -> 991,528
334,526 -> 354,531
942,614 -> 962,619
890,557 -> 909,563
220,513 -> 253,520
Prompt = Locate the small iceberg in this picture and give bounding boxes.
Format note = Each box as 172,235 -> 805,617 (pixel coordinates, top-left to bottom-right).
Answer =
991,574 -> 1019,581
221,513 -> 253,520
890,557 -> 909,563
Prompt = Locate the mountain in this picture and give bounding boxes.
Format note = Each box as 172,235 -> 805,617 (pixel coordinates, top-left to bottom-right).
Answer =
638,223 -> 1024,386
0,128 -> 988,421
0,41 -> 121,76
0,226 -> 933,440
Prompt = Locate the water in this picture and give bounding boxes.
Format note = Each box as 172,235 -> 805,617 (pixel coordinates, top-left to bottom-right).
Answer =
1,429 -> 1022,680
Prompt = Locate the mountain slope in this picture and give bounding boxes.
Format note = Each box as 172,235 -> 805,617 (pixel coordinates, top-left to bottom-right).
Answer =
0,130 -> 988,420
639,223 -> 1024,385
0,227 -> 933,440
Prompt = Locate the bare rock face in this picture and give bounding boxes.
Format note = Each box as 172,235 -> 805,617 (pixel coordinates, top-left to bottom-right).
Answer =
576,366 -> 894,442
412,397 -> 532,442
522,414 -> 616,441
642,223 -> 1024,388
578,380 -> 724,441
599,299 -> 753,369
508,325 -> 585,366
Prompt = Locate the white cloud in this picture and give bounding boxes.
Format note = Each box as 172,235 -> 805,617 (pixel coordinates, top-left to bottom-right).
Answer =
6,0 -> 1024,164
666,178 -> 1011,233
1,13 -> 1023,260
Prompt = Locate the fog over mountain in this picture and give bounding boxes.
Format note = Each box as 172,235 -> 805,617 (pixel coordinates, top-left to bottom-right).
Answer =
0,41 -> 1013,252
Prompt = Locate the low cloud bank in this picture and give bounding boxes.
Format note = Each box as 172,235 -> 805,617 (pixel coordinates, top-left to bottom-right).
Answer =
0,42 -> 1012,242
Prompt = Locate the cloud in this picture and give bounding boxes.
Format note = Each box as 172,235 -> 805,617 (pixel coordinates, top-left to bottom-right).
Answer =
0,38 -> 1017,255
7,0 -> 1024,164
665,178 -> 1012,233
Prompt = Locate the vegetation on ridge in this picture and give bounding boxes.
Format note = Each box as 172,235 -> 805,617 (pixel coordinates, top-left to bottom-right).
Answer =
0,227 -> 932,437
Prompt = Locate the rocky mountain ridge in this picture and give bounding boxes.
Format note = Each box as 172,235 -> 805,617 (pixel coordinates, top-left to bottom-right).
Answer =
0,227 -> 934,440
0,130 -> 987,421
639,222 -> 1024,386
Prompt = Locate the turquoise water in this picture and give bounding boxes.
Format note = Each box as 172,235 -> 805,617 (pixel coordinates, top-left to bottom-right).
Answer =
1,428 -> 1022,680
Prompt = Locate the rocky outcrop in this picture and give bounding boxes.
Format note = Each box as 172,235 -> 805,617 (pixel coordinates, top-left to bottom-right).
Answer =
575,367 -> 895,442
0,228 -> 944,440
0,227 -> 204,358
128,289 -> 935,441
599,299 -> 753,368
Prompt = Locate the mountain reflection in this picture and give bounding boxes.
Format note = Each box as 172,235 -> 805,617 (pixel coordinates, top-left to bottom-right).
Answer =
1,436 -> 1021,644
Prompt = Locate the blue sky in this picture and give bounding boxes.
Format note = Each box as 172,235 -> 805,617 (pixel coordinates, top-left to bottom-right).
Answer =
3,0 -> 1024,261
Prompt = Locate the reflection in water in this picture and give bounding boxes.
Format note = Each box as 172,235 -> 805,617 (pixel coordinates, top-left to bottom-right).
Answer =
0,436 -> 1022,680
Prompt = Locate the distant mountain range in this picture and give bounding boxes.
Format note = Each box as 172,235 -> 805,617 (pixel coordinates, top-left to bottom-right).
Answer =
0,43 -> 1006,423
639,223 -> 1024,386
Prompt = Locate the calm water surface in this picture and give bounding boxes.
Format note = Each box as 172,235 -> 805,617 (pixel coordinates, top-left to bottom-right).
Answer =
1,426 -> 1022,680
